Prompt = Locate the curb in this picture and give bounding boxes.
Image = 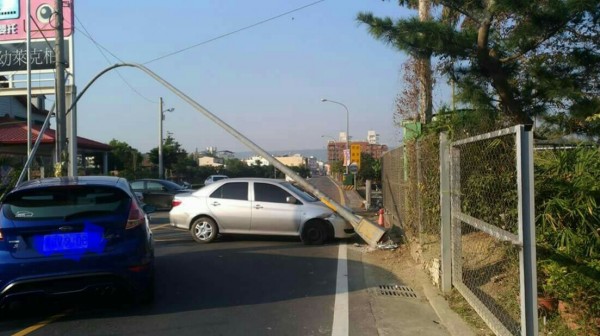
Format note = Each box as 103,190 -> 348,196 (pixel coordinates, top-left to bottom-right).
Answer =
414,264 -> 477,336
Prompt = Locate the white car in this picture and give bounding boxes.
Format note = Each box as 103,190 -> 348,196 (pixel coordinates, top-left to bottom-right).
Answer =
203,174 -> 229,186
170,178 -> 355,245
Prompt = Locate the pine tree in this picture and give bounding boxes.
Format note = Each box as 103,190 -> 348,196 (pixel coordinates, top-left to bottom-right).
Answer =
358,0 -> 600,137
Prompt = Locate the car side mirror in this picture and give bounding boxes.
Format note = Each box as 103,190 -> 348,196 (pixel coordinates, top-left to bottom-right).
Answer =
286,196 -> 298,204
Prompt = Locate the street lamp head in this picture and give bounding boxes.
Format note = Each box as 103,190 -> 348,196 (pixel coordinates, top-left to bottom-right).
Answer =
320,98 -> 327,102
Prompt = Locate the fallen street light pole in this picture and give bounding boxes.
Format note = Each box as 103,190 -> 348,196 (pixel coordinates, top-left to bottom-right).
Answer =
66,63 -> 386,247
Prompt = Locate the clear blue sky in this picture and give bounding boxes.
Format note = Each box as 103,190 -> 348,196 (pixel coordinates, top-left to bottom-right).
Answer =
73,0 -> 426,154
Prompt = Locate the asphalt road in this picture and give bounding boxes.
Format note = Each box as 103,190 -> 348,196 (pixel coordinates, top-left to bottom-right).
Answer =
0,177 -> 383,336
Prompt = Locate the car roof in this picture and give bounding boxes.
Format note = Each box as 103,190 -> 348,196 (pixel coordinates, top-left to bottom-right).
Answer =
192,177 -> 304,197
13,176 -> 127,191
210,177 -> 286,184
132,178 -> 170,182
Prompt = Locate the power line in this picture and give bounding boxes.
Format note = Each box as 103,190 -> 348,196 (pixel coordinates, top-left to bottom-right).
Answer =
143,0 -> 325,65
73,15 -> 156,103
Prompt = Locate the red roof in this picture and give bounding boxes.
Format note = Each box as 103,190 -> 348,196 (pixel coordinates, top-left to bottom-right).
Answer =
0,117 -> 111,151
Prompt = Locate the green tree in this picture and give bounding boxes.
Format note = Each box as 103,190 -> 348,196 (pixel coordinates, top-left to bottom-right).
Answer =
223,158 -> 251,177
289,165 -> 310,178
358,153 -> 381,182
108,139 -> 142,179
358,0 -> 600,137
330,160 -> 344,175
148,133 -> 189,176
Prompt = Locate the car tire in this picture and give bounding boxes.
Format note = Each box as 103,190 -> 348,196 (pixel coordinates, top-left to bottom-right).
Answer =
191,217 -> 218,243
301,220 -> 328,245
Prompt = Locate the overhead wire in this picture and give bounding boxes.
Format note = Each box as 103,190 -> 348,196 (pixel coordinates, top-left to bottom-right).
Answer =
50,0 -> 326,103
143,0 -> 325,65
73,15 -> 156,103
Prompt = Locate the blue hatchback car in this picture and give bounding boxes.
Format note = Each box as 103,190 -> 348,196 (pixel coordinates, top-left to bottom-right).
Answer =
0,176 -> 155,307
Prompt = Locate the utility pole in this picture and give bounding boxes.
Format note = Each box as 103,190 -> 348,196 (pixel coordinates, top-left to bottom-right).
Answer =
26,0 -> 32,180
158,97 -> 164,179
55,0 -> 67,175
158,98 -> 174,179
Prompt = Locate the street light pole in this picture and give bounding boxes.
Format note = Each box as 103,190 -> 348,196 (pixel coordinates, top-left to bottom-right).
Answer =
321,98 -> 350,174
158,97 -> 174,179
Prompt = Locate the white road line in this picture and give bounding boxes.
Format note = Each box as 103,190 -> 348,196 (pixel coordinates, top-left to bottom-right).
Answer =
331,242 -> 349,336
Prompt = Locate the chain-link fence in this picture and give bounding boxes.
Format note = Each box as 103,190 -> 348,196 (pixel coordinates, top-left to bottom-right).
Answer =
381,126 -> 537,336
381,133 -> 441,282
448,126 -> 536,336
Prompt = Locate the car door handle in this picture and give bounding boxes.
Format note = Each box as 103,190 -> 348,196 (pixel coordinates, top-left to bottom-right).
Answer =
254,205 -> 263,209
211,201 -> 221,206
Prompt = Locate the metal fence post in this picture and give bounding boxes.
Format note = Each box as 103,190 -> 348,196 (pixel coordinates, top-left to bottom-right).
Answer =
439,132 -> 452,293
516,126 -> 538,336
450,145 -> 462,284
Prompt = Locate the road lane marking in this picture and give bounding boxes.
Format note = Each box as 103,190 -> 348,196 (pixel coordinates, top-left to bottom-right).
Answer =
327,176 -> 346,206
150,224 -> 172,230
331,242 -> 349,336
12,310 -> 71,336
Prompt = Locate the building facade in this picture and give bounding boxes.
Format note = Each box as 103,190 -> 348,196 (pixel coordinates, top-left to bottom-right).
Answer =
198,156 -> 224,167
0,96 -> 112,178
326,130 -> 388,164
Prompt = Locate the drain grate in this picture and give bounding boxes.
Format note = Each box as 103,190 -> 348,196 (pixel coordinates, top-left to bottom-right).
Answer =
373,285 -> 418,298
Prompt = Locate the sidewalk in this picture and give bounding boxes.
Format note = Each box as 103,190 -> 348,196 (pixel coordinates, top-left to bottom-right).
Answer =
339,185 -> 476,336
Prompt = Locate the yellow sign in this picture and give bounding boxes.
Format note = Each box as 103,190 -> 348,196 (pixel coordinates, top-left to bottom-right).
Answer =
350,144 -> 361,168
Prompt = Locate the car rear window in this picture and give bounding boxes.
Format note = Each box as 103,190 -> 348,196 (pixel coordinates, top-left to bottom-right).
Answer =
2,186 -> 130,220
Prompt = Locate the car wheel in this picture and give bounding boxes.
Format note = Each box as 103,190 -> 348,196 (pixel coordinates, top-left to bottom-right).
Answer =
191,217 -> 218,243
301,220 -> 328,245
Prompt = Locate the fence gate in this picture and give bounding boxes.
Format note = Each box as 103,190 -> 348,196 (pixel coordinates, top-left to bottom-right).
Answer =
440,126 -> 537,336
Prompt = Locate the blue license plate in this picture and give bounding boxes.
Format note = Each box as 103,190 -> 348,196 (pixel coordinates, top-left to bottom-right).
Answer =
43,232 -> 89,252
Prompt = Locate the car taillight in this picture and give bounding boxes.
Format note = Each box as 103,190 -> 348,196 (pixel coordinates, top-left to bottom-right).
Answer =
126,200 -> 145,230
172,199 -> 182,207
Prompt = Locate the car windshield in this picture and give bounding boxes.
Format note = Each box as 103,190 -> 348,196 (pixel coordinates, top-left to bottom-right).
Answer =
3,186 -> 129,221
281,182 -> 318,203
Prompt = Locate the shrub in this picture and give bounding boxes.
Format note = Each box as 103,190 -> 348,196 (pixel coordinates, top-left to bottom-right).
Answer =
535,147 -> 600,259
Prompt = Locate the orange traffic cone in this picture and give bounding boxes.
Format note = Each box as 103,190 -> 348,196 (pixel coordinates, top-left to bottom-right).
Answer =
378,208 -> 385,227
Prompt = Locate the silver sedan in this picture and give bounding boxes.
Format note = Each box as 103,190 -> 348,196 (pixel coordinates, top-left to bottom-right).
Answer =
169,177 -> 355,244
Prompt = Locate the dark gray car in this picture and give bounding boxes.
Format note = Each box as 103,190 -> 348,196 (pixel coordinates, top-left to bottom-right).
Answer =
130,179 -> 189,210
